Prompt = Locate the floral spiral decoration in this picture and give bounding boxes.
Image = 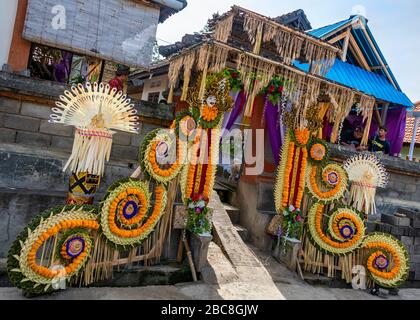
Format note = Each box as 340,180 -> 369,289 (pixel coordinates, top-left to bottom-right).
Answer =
100,179 -> 167,248
306,163 -> 348,204
139,129 -> 185,185
362,233 -> 410,288
175,108 -> 199,142
7,205 -> 99,295
307,203 -> 366,256
308,139 -> 329,164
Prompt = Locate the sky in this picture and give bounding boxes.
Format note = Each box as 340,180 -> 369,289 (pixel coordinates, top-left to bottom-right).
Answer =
157,0 -> 420,103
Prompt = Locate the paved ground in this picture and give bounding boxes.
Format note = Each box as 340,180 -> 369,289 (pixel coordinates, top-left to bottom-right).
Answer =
1,192 -> 420,300
2,245 -> 420,300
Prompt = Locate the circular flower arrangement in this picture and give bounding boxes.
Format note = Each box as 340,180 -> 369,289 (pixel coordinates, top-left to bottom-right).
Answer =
7,205 -> 99,295
306,163 -> 348,204
308,139 -> 329,164
56,230 -> 93,277
363,233 -> 410,288
100,179 -> 167,248
307,203 -> 365,256
139,129 -> 185,185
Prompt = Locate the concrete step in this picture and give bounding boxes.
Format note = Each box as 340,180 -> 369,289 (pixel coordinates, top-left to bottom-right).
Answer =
302,272 -> 350,289
200,242 -> 239,285
223,203 -> 240,224
0,259 -> 12,287
0,260 -> 192,288
233,224 -> 249,242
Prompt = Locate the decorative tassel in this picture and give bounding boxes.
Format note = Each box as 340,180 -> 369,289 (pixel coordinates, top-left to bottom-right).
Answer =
63,129 -> 114,177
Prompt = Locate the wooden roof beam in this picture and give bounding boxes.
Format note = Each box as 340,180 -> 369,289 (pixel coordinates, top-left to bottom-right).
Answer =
357,20 -> 399,89
349,34 -> 371,71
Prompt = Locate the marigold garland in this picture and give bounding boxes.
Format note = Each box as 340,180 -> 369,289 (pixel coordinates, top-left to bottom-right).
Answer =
362,233 -> 410,288
274,133 -> 291,213
7,205 -> 99,295
281,141 -> 296,209
295,147 -> 308,209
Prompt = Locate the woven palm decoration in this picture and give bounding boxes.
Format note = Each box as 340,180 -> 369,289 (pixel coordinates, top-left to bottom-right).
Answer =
343,154 -> 388,215
50,83 -> 139,176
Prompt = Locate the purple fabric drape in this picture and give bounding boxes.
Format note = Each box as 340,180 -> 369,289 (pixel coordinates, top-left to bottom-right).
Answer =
369,107 -> 407,156
224,91 -> 247,132
264,97 -> 282,165
323,107 -> 407,156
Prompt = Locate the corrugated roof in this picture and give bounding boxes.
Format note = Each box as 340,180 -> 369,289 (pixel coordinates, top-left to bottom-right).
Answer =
295,59 -> 413,107
307,18 -> 353,38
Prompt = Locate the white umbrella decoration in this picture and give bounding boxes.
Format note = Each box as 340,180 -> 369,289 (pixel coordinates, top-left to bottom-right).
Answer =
49,83 -> 139,176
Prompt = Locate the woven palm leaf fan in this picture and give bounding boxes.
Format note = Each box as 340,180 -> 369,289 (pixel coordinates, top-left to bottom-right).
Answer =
50,82 -> 139,176
343,154 -> 388,215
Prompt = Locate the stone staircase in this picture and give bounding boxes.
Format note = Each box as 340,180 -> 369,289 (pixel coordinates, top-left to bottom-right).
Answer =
194,191 -> 284,300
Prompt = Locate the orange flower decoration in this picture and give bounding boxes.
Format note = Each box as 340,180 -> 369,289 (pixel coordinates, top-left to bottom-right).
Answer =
201,105 -> 219,122
310,143 -> 326,161
294,128 -> 310,146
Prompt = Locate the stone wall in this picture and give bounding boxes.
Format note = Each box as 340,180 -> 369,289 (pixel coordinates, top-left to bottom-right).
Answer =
0,71 -> 175,162
0,71 -> 175,258
329,146 -> 420,216
0,96 -> 165,161
238,145 -> 420,252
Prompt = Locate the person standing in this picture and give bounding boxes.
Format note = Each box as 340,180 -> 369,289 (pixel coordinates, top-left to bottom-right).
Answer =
369,127 -> 391,155
108,65 -> 130,93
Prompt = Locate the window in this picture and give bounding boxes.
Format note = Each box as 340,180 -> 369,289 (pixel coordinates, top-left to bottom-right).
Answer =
28,44 -> 73,83
28,43 -> 118,86
147,92 -> 160,103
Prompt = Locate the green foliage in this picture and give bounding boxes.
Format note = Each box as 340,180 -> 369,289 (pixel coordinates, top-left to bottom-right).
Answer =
186,195 -> 212,235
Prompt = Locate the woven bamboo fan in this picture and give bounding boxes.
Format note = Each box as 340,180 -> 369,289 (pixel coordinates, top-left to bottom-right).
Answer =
343,154 -> 388,215
50,82 -> 140,176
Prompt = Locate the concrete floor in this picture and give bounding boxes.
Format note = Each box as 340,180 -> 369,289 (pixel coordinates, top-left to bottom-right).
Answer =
2,244 -> 420,300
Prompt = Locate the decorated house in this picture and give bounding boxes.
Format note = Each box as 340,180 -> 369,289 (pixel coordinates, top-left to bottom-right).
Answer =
160,5 -> 419,285
2,3 -> 420,297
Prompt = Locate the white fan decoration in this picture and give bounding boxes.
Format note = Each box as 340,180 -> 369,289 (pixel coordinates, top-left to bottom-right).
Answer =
50,82 -> 139,176
343,154 -> 388,215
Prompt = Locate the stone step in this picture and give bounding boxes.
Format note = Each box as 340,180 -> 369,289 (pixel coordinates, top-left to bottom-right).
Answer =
223,203 -> 240,224
200,242 -> 239,285
0,259 -> 12,287
233,224 -> 249,242
0,260 -> 192,288
302,273 -> 350,289
381,213 -> 411,227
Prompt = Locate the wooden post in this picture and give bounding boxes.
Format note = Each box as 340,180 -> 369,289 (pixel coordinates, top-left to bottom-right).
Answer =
409,117 -> 420,161
381,103 -> 390,126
